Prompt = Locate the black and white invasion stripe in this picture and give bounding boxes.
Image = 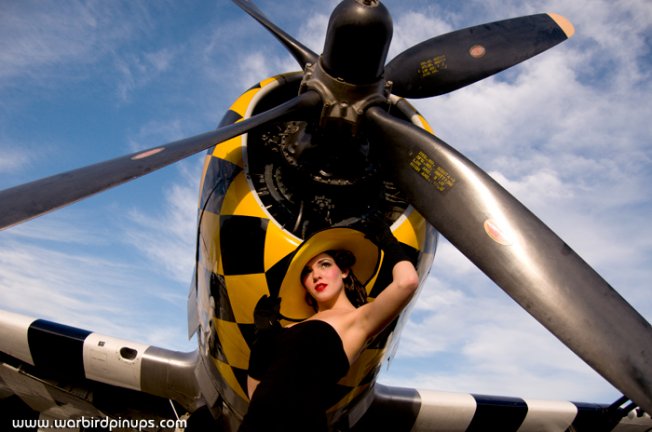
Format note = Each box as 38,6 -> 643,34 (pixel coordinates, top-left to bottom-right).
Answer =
351,384 -> 652,431
0,310 -> 198,404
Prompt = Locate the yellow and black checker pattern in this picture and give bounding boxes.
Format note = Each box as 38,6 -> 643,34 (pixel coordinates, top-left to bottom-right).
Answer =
195,73 -> 434,419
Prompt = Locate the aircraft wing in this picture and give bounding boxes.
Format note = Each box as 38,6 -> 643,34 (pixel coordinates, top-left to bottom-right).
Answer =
3,307 -> 651,432
350,384 -> 652,432
0,310 -> 204,430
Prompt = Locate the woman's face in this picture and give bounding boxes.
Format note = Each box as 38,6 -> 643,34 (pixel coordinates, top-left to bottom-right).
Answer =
302,252 -> 349,305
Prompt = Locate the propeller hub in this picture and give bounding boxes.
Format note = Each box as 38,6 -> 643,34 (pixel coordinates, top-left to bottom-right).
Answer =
321,0 -> 393,84
300,60 -> 390,137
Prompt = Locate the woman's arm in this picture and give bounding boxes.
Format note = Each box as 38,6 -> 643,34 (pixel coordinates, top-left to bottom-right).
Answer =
353,219 -> 420,337
247,376 -> 260,399
357,259 -> 419,338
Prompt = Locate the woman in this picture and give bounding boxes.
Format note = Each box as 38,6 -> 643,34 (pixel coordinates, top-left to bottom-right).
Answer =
239,226 -> 419,431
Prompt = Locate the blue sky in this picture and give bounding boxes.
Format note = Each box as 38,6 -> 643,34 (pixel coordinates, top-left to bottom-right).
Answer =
1,0 -> 651,406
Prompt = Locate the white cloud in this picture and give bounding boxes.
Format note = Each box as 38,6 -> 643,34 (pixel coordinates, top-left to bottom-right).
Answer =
0,2 -> 142,87
0,146 -> 31,174
4,211 -> 106,245
388,10 -> 453,60
381,240 -> 621,402
0,213 -> 194,348
296,10 -> 330,56
114,47 -> 178,102
123,159 -> 202,284
127,118 -> 187,153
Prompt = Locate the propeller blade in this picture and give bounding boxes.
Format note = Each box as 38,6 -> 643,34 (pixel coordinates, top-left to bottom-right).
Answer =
365,106 -> 652,413
232,0 -> 319,69
385,13 -> 574,98
0,91 -> 321,231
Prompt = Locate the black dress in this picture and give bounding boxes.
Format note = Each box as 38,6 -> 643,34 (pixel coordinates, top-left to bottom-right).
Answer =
239,320 -> 350,432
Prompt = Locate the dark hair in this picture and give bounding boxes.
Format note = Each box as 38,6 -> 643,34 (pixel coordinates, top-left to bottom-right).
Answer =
302,249 -> 368,311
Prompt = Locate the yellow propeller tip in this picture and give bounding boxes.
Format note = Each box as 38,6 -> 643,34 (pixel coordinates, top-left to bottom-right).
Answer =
548,13 -> 575,38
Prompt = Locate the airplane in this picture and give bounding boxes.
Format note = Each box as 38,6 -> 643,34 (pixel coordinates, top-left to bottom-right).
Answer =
1,0 -> 651,430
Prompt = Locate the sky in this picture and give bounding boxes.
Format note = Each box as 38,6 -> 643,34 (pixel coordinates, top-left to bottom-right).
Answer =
1,0 -> 651,407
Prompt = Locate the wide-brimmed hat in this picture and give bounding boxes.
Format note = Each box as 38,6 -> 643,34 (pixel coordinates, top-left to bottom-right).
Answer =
279,227 -> 381,319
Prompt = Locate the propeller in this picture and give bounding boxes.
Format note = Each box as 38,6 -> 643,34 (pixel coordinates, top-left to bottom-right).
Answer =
3,0 -> 650,416
232,0 -> 318,69
365,106 -> 652,413
385,13 -> 575,98
0,91 -> 321,231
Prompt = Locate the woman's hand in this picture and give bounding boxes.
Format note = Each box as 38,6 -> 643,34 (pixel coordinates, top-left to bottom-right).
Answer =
361,214 -> 411,268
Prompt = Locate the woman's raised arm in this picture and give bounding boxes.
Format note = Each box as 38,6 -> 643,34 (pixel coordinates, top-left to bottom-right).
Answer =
357,259 -> 418,338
